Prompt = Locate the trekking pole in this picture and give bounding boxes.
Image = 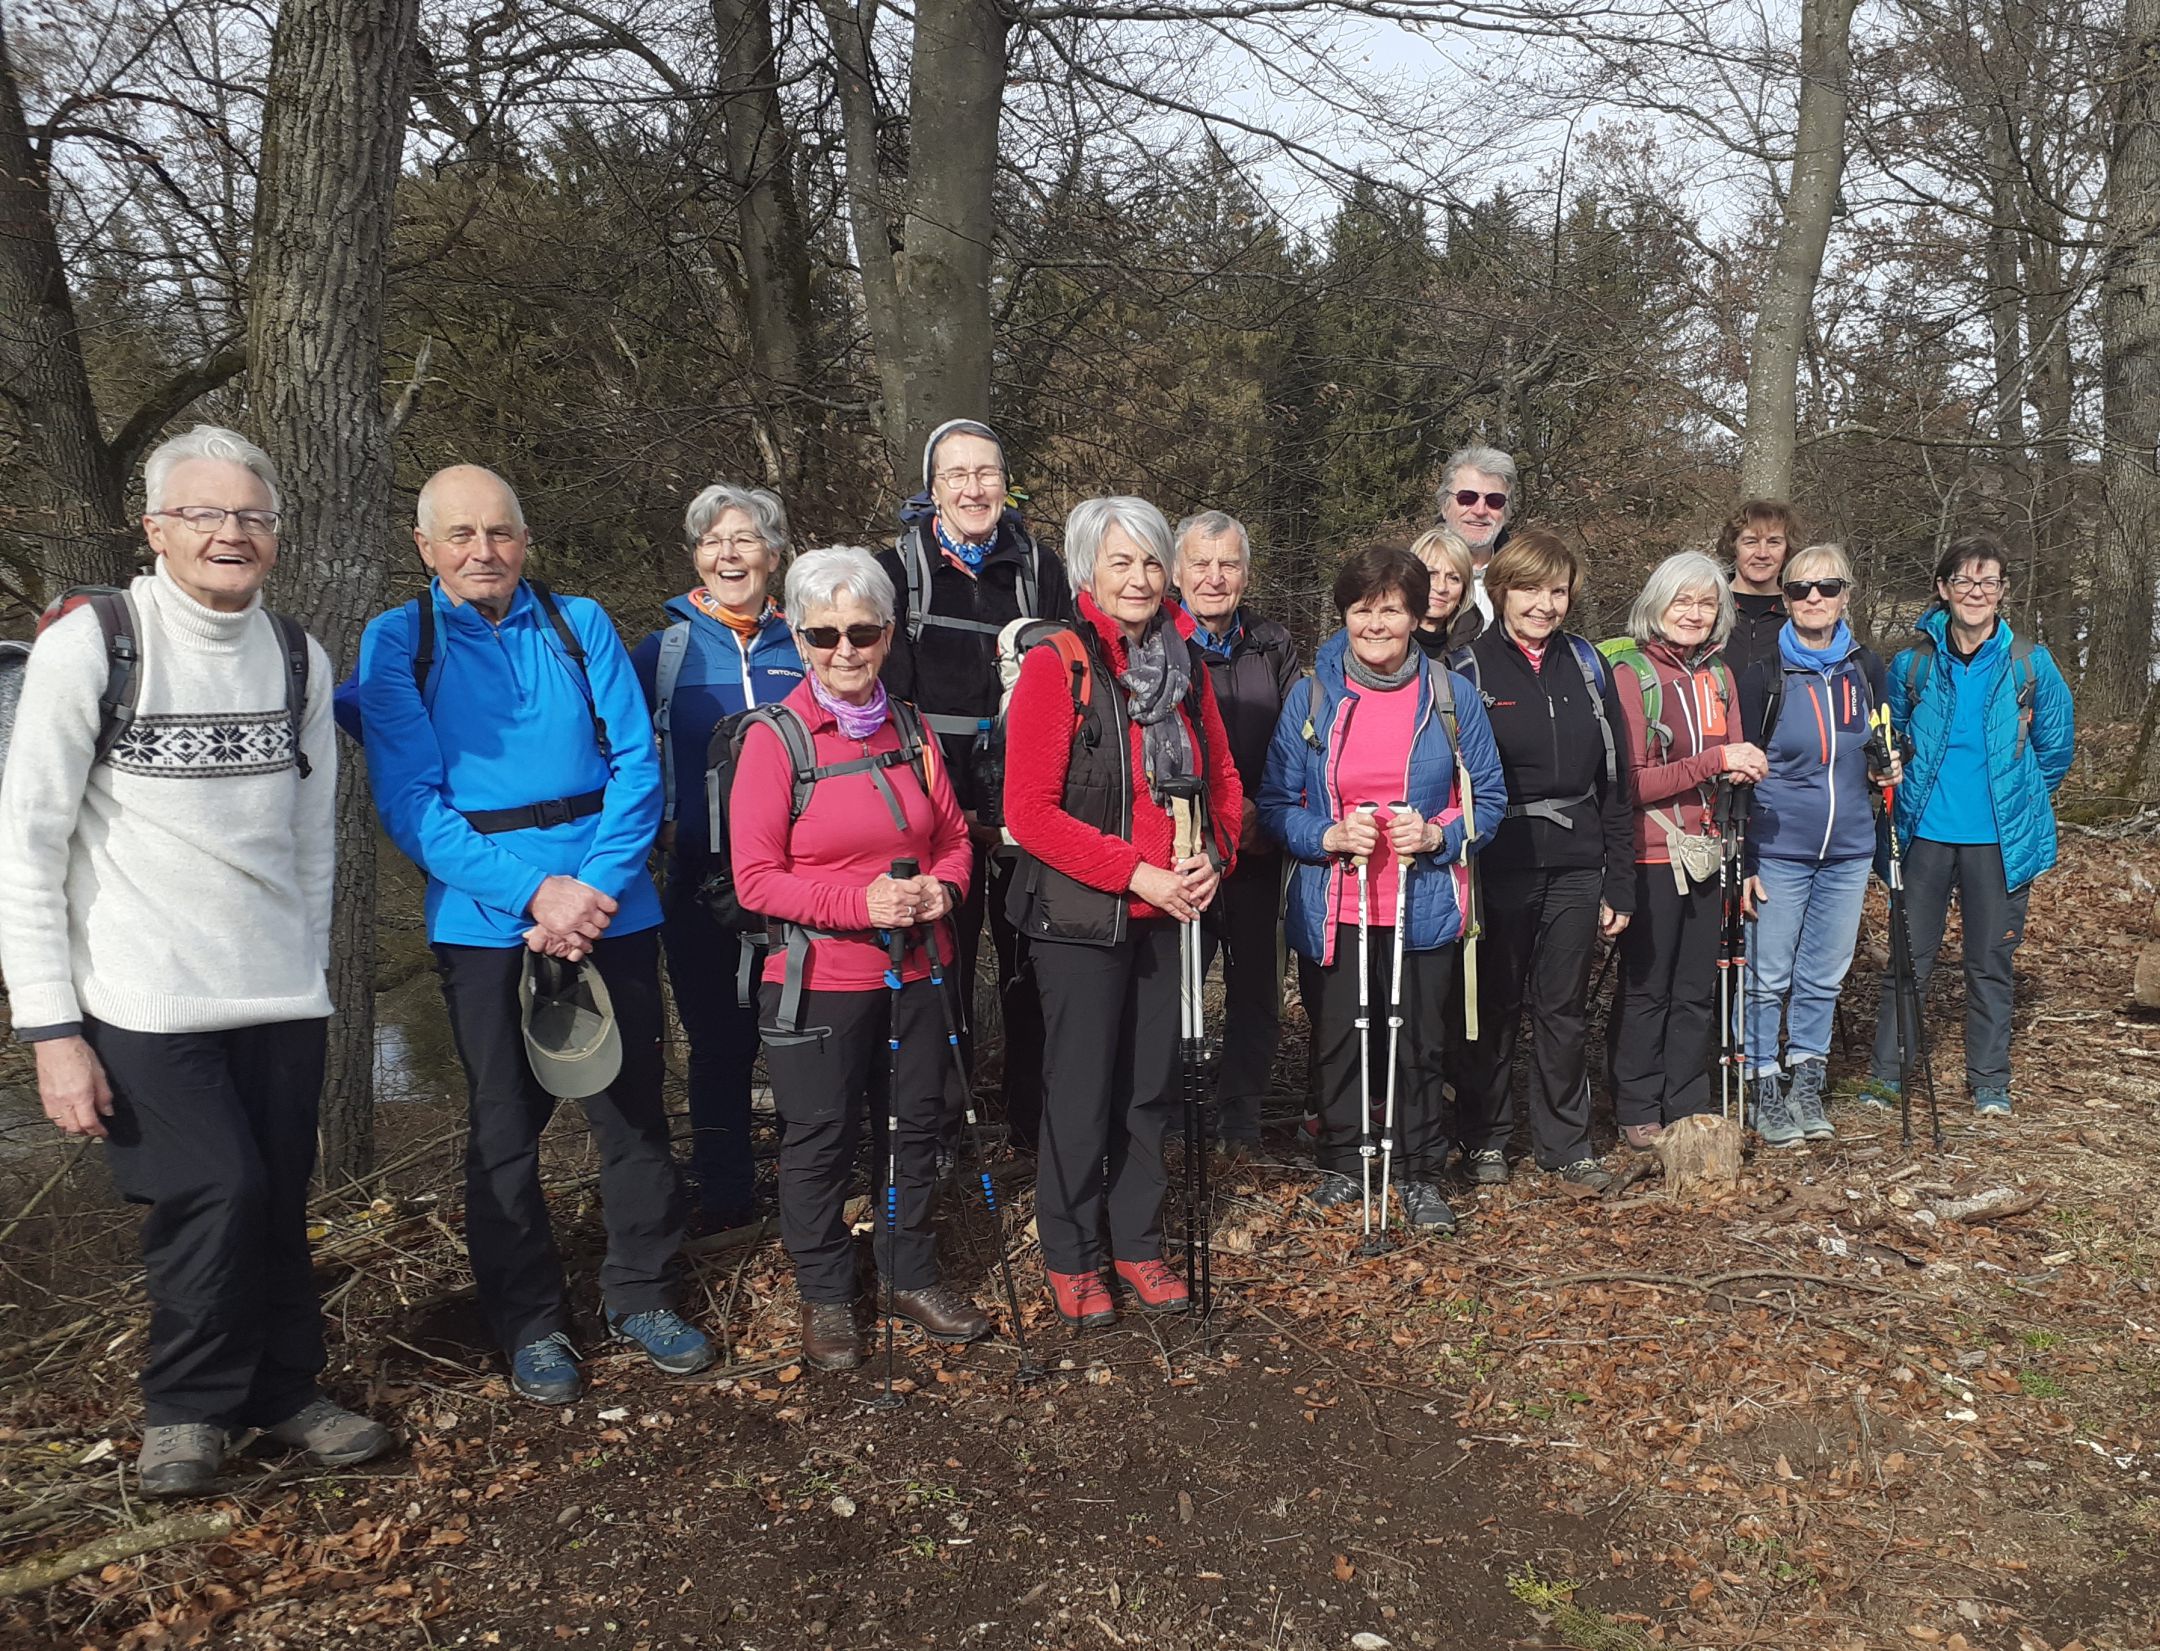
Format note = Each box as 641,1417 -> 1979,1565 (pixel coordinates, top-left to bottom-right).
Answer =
1351,801 -> 1379,1251
866,856 -> 916,1413
1869,708 -> 1942,1151
1713,778 -> 1737,1121
921,899 -> 1045,1385
1171,793 -> 1216,1340
1457,756 -> 1481,1042
1367,802 -> 1412,1257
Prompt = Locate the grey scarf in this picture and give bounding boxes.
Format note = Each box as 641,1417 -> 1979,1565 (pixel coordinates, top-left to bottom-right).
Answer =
1119,619 -> 1197,803
1345,647 -> 1420,693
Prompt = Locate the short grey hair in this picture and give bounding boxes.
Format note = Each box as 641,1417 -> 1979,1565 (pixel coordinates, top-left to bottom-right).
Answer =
1630,551 -> 1734,647
416,465 -> 526,537
1173,509 -> 1249,562
1785,542 -> 1855,585
1437,444 -> 1518,508
1065,496 -> 1173,589
785,546 -> 895,627
144,425 -> 281,514
684,483 -> 789,555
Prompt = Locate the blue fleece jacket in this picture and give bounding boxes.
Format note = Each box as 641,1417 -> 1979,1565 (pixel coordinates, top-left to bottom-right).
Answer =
1258,631 -> 1507,968
629,598 -> 804,852
1890,609 -> 2074,892
357,580 -> 663,947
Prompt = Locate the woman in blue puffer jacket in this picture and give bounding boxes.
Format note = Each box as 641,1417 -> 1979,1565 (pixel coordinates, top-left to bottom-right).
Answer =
1859,534 -> 2074,1119
1732,544 -> 1897,1150
1259,544 -> 1506,1237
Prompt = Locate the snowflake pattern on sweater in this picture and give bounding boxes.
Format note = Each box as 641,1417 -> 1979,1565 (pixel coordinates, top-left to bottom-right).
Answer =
110,709 -> 297,777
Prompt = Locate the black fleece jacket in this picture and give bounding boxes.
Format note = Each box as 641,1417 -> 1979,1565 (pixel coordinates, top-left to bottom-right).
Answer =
1723,589 -> 1786,684
1462,625 -> 1636,911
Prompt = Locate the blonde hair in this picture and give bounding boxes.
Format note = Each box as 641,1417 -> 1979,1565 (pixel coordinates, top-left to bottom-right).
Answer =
1410,527 -> 1474,588
1783,542 -> 1854,585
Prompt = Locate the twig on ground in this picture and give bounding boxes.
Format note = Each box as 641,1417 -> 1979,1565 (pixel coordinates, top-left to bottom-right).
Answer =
0,1509 -> 231,1597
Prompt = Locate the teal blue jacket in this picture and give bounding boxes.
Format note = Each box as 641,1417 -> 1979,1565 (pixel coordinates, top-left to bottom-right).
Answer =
1888,609 -> 2074,893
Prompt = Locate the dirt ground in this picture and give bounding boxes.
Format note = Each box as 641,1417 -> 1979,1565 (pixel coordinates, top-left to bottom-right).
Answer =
3,827 -> 2158,1651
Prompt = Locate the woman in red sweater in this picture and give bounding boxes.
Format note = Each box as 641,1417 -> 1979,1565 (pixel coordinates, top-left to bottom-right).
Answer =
730,548 -> 982,1375
1002,497 -> 1242,1329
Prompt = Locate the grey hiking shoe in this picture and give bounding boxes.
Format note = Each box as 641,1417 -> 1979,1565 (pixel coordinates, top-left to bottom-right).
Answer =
1750,1072 -> 1804,1148
1464,1149 -> 1510,1186
1303,1172 -> 1362,1212
139,1423 -> 225,1498
1556,1158 -> 1614,1194
1398,1181 -> 1458,1232
1787,1057 -> 1835,1141
262,1399 -> 393,1467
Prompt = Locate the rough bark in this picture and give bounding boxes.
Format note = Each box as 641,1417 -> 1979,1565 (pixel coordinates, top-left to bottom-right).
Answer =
2096,0 -> 2160,720
248,0 -> 419,1186
1739,0 -> 1858,501
819,0 -> 909,463
0,12 -> 131,593
2021,215 -> 2080,653
1985,122 -> 2033,584
1650,1114 -> 1743,1199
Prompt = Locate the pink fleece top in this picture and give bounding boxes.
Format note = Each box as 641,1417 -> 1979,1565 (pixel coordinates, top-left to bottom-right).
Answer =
728,678 -> 973,993
1328,675 -> 1419,928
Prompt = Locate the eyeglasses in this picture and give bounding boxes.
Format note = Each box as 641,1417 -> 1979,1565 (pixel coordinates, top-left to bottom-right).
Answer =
934,467 -> 1006,492
154,506 -> 281,537
1948,574 -> 2006,595
1451,490 -> 1509,512
1667,595 -> 1721,615
1783,578 -> 1850,601
799,622 -> 888,650
698,532 -> 770,555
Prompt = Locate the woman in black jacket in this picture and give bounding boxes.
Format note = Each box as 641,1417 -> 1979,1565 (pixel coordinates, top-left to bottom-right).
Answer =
1451,528 -> 1634,1192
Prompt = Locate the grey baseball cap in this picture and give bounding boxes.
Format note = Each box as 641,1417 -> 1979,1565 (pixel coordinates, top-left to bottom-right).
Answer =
519,953 -> 622,1100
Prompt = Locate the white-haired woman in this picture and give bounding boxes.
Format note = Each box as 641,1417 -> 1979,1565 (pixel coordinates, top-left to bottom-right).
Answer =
726,547 -> 984,1374
1002,497 -> 1243,1330
1606,552 -> 1768,1145
631,485 -> 804,1229
1734,544 -> 1896,1148
1411,526 -> 1483,662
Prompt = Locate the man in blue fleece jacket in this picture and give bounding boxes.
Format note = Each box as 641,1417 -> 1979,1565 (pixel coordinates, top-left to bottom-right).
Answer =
357,465 -> 710,1404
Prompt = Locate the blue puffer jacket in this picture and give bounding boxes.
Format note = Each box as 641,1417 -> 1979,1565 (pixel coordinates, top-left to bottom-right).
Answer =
1889,609 -> 2074,892
1258,631 -> 1507,967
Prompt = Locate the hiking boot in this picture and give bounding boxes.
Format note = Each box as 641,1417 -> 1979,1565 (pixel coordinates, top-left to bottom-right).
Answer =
1853,1076 -> 1901,1113
1046,1269 -> 1116,1329
261,1399 -> 391,1468
1556,1158 -> 1614,1194
510,1332 -> 583,1405
1398,1180 -> 1457,1233
799,1301 -> 863,1371
1787,1057 -> 1835,1141
1750,1073 -> 1804,1148
138,1423 -> 225,1498
1974,1088 -> 2013,1117
1465,1149 -> 1510,1186
1303,1171 -> 1362,1212
889,1285 -> 992,1343
608,1308 -> 717,1375
1620,1122 -> 1665,1150
1113,1257 -> 1191,1314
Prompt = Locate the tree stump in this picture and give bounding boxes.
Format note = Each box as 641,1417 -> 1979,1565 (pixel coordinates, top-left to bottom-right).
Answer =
2137,941 -> 2160,1011
1650,1114 -> 1743,1198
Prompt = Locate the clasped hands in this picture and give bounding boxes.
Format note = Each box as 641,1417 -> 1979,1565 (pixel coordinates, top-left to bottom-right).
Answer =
1323,806 -> 1441,861
524,874 -> 617,961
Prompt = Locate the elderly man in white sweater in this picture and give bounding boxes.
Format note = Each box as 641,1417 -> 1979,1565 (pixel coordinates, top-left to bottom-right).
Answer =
0,426 -> 389,1497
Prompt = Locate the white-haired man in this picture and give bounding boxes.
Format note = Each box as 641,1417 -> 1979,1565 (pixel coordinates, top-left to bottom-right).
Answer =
1435,444 -> 1517,625
0,425 -> 386,1496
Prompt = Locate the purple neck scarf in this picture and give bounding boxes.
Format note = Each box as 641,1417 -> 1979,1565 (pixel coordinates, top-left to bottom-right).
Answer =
811,672 -> 890,741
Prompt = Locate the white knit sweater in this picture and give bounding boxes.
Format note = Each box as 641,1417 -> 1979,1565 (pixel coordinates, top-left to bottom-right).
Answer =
0,562 -> 336,1035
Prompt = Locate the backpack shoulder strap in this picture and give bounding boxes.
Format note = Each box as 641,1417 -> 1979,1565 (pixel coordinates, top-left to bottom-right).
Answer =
1425,654 -> 1459,755
899,527 -> 932,643
653,620 -> 692,823
86,590 -> 144,765
1759,666 -> 1786,748
1298,665 -> 1322,747
1901,634 -> 1936,705
527,580 -> 610,758
1857,646 -> 1888,713
1026,622 -> 1094,720
266,611 -> 314,779
1567,634 -> 1617,785
1015,522 -> 1040,620
410,594 -> 436,701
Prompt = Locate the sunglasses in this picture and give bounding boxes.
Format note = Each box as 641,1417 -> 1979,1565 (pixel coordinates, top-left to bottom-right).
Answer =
1783,578 -> 1849,601
798,622 -> 888,650
1452,489 -> 1509,511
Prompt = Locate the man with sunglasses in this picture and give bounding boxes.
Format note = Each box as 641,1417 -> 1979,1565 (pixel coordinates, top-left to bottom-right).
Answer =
355,465 -> 712,1406
1435,444 -> 1517,625
876,419 -> 1074,1150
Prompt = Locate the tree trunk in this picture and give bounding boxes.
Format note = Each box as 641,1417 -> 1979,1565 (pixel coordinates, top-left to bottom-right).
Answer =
1986,125 -> 2034,589
818,0 -> 909,465
1739,0 -> 1858,501
711,0 -> 817,489
2097,0 -> 2160,720
248,0 -> 419,1187
0,12 -> 132,595
2021,223 -> 2080,654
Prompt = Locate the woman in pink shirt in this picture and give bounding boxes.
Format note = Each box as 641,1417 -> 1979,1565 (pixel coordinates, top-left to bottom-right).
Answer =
730,548 -> 980,1376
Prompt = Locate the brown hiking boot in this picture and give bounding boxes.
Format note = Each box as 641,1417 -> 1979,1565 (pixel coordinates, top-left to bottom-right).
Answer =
889,1285 -> 991,1344
800,1300 -> 864,1371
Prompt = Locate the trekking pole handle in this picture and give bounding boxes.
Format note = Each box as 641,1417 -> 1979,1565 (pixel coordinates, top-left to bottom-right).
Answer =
1350,800 -> 1379,868
887,857 -> 920,967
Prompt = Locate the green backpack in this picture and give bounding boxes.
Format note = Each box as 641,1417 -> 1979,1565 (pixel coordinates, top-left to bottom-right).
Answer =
1596,637 -> 1733,763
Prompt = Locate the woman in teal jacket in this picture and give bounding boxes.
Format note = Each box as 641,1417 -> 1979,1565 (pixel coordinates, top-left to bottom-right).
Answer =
1861,535 -> 2075,1118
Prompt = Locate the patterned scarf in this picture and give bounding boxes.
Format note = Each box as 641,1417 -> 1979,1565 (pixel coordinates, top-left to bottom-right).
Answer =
689,589 -> 771,640
1119,616 -> 1197,803
810,672 -> 890,742
932,513 -> 991,574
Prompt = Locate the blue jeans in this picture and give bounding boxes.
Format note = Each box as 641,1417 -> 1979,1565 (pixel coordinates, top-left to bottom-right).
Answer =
1744,856 -> 1870,1077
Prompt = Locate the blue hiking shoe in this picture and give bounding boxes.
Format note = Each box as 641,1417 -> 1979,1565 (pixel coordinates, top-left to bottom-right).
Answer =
607,1308 -> 716,1375
510,1332 -> 583,1405
1973,1088 -> 2013,1118
1853,1076 -> 1901,1113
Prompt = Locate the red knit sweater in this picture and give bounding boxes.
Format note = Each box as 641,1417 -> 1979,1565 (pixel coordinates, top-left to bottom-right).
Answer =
1003,596 -> 1243,920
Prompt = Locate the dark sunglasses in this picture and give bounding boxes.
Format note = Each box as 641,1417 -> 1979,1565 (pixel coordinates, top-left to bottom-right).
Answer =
799,622 -> 888,650
1783,578 -> 1849,601
1452,489 -> 1509,511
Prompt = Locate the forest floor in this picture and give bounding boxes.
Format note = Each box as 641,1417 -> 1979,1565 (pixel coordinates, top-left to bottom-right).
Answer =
2,825 -> 2158,1651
